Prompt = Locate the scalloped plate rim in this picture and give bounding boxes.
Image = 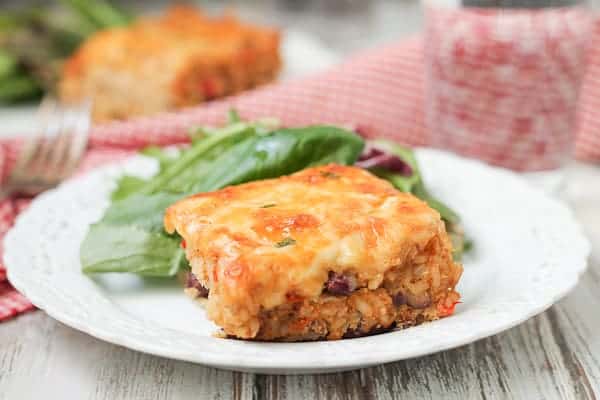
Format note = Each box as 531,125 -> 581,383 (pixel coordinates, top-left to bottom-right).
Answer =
5,148 -> 590,373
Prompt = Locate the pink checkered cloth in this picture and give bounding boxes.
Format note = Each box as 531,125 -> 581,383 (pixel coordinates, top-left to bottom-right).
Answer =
2,27 -> 600,321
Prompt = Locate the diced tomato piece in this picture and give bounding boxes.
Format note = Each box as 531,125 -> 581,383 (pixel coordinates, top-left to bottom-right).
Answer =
286,292 -> 304,303
201,78 -> 219,99
290,317 -> 310,331
438,301 -> 460,317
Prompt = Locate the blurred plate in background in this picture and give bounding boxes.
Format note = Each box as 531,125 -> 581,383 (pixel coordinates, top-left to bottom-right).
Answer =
0,29 -> 340,139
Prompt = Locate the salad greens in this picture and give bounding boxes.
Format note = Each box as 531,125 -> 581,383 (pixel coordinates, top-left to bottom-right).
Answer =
81,113 -> 469,278
81,117 -> 365,277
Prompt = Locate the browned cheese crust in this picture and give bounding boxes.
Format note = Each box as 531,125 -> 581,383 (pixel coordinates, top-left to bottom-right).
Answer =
165,164 -> 462,341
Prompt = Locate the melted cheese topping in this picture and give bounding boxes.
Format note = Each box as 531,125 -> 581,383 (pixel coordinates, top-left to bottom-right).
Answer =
164,164 -> 446,338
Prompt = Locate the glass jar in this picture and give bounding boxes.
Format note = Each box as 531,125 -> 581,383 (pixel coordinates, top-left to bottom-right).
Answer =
423,0 -> 592,177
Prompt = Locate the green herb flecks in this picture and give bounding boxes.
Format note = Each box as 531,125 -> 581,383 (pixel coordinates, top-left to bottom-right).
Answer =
320,171 -> 340,179
275,237 -> 296,248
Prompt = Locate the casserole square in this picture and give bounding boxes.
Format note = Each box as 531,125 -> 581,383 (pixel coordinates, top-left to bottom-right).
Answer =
165,164 -> 462,340
60,6 -> 280,122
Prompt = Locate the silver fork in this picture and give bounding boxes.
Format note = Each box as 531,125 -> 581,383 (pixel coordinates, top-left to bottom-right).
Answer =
1,96 -> 91,199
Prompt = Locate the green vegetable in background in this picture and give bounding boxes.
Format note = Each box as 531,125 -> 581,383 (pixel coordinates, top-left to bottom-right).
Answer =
81,121 -> 365,277
59,0 -> 131,30
0,49 -> 18,78
0,74 -> 41,102
0,48 -> 42,102
0,0 -> 132,103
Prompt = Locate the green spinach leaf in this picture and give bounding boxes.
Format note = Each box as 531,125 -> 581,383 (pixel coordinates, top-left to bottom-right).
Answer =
81,224 -> 186,277
81,123 -> 364,277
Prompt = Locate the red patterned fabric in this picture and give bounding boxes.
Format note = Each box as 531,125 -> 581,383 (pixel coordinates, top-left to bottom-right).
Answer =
2,25 -> 600,321
0,149 -> 132,321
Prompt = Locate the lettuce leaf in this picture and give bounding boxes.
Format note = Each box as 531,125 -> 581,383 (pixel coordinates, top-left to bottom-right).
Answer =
81,224 -> 186,276
81,123 -> 364,277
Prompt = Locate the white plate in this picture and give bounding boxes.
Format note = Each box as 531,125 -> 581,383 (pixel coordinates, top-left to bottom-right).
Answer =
5,149 -> 590,374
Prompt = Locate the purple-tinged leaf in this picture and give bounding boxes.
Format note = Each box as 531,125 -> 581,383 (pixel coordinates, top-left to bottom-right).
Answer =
356,145 -> 413,176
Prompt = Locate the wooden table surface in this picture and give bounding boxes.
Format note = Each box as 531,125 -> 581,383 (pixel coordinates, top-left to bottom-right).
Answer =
1,1 -> 600,399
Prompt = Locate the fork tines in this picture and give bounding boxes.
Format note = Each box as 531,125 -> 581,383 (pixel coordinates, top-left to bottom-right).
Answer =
5,97 -> 91,197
